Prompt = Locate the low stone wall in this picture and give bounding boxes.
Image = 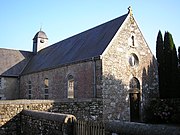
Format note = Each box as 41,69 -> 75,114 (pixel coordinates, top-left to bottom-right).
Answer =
105,121 -> 180,135
0,99 -> 103,134
21,110 -> 76,135
0,100 -> 54,135
50,98 -> 103,121
0,100 -> 54,126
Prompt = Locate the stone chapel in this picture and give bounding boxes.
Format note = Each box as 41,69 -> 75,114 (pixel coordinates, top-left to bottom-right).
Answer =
0,7 -> 159,121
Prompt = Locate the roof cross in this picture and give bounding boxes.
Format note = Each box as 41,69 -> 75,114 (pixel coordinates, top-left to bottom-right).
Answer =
128,6 -> 133,16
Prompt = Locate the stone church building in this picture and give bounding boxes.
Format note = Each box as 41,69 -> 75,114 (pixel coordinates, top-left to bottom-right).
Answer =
0,8 -> 159,121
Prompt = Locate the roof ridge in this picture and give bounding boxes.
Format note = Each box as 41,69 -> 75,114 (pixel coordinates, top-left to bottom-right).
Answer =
41,13 -> 129,51
0,48 -> 32,53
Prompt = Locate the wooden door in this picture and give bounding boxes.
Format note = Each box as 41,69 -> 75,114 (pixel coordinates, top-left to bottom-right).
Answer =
130,93 -> 140,122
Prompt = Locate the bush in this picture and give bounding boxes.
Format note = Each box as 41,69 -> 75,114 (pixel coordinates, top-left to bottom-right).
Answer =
144,99 -> 179,124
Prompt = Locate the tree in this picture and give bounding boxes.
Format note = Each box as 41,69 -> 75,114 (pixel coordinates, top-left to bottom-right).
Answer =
163,31 -> 178,97
178,47 -> 180,65
156,31 -> 164,97
156,30 -> 164,64
156,31 -> 179,98
164,32 -> 178,73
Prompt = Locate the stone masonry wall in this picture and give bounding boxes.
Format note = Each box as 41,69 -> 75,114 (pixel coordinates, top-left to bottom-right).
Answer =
20,59 -> 102,99
21,110 -> 76,135
102,14 -> 159,121
50,99 -> 103,121
0,100 -> 53,134
0,77 -> 19,100
0,99 -> 103,134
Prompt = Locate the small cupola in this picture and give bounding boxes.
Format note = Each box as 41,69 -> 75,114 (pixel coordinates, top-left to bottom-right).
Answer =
33,30 -> 48,54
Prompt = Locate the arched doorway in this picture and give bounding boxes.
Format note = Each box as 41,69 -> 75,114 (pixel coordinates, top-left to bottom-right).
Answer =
129,77 -> 140,122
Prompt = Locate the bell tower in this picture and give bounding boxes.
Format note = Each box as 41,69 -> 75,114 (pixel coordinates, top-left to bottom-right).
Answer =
33,30 -> 48,54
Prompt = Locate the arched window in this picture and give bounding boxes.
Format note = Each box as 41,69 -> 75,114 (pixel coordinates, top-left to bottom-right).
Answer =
68,75 -> 74,98
129,53 -> 139,67
44,78 -> 49,99
129,77 -> 140,90
28,81 -> 32,99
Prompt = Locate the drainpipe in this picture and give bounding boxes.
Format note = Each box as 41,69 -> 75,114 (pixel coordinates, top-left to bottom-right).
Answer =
92,57 -> 97,98
17,76 -> 21,99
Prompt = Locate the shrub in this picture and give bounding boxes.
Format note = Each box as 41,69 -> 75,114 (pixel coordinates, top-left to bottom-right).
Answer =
144,99 -> 179,124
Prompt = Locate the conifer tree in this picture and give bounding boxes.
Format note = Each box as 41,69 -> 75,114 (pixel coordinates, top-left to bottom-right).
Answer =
164,32 -> 171,91
156,30 -> 164,64
163,31 -> 178,97
178,46 -> 180,64
156,31 -> 164,97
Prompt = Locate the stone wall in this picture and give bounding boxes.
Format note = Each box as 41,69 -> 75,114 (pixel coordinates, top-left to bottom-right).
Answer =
0,100 -> 53,135
20,59 -> 102,99
50,98 -> 103,121
102,14 -> 159,121
105,121 -> 180,135
0,77 -> 19,100
21,110 -> 76,135
0,99 -> 103,134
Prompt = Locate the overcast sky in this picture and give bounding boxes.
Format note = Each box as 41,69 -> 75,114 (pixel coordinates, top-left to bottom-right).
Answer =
0,1 -> 179,56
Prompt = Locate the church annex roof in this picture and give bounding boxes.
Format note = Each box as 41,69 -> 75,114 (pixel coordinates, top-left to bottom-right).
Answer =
0,48 -> 33,77
22,13 -> 128,74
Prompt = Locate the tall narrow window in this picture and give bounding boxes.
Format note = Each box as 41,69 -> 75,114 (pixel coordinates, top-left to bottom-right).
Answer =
28,81 -> 32,99
132,35 -> 135,46
44,78 -> 49,99
128,34 -> 136,47
68,75 -> 74,98
0,77 -> 2,88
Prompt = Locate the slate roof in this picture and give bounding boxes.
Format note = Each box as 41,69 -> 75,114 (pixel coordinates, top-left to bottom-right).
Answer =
22,13 -> 128,74
0,48 -> 33,77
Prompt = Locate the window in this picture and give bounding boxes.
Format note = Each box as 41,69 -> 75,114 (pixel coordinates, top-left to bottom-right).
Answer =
0,77 -> 2,88
68,75 -> 74,98
128,34 -> 137,47
131,35 -> 135,46
44,78 -> 49,99
129,53 -> 139,67
129,77 -> 140,90
28,81 -> 32,99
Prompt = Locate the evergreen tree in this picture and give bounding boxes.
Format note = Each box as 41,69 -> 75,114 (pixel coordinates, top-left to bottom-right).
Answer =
164,32 -> 171,92
170,35 -> 178,71
178,47 -> 180,96
156,30 -> 164,64
156,31 -> 164,97
178,47 -> 180,65
163,31 -> 178,97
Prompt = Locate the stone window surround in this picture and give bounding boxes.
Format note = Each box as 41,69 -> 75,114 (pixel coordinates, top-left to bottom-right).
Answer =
129,32 -> 138,48
44,78 -> 49,99
28,81 -> 32,99
129,53 -> 139,67
131,35 -> 135,46
0,77 -> 1,88
67,75 -> 74,99
129,77 -> 140,90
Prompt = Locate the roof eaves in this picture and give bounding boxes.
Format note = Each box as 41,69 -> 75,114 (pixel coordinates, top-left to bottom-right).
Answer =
21,56 -> 101,76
